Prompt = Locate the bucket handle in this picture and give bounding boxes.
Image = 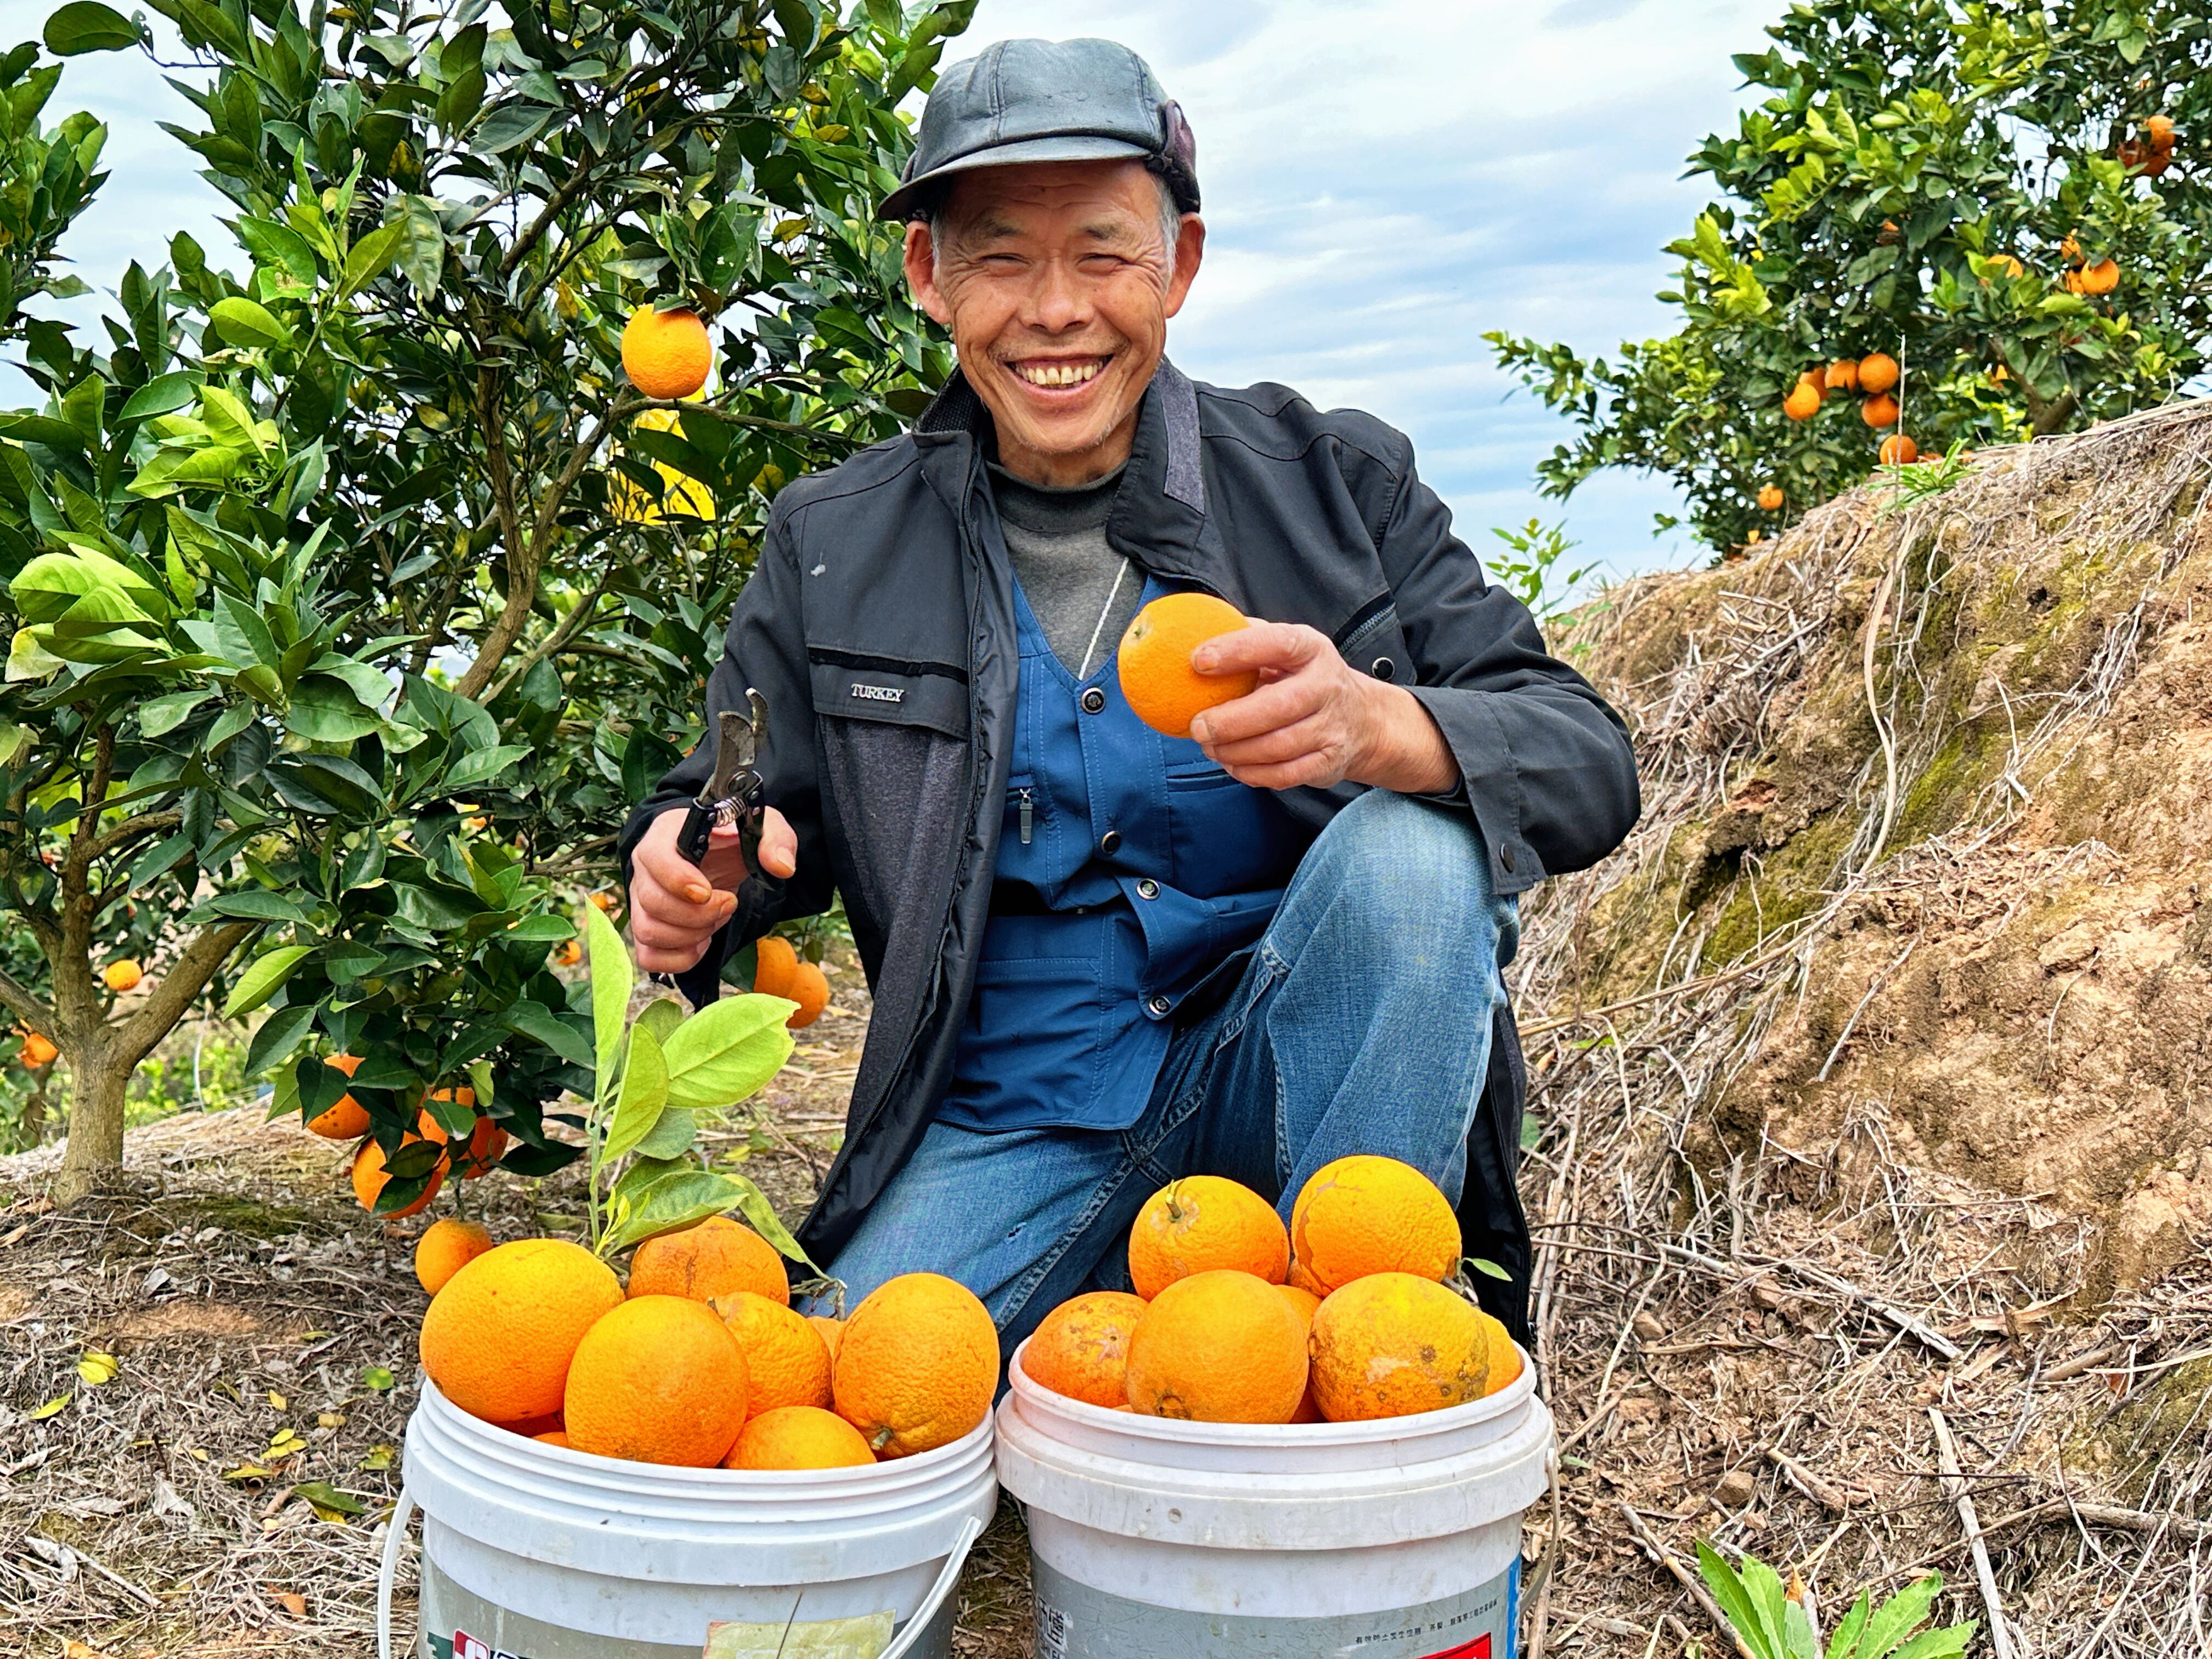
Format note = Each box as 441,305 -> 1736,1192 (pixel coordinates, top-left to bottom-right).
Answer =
373,1496 -> 981,1659
878,1512 -> 984,1659
377,1489 -> 417,1659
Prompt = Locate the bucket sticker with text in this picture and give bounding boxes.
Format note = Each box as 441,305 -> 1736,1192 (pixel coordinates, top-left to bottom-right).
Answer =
703,1611 -> 895,1657
430,1632 -> 529,1659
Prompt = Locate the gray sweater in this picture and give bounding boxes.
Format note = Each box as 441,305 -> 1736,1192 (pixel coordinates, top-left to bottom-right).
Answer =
988,462 -> 1142,678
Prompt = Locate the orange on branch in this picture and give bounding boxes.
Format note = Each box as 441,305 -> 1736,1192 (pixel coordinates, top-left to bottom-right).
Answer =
1756,484 -> 1784,512
564,1295 -> 749,1467
1021,1290 -> 1148,1408
752,935 -> 799,998
419,1239 -> 624,1425
20,1031 -> 58,1068
1860,393 -> 1900,429
1124,1270 -> 1307,1424
784,961 -> 830,1029
1781,379 -> 1820,421
620,307 -> 712,400
1127,1175 -> 1288,1299
1116,593 -> 1257,740
629,1214 -> 789,1306
103,958 -> 143,992
1824,358 -> 1858,392
350,1122 -> 448,1218
832,1273 -> 998,1458
1855,353 -> 1899,395
1878,433 -> 1918,465
2078,257 -> 2120,296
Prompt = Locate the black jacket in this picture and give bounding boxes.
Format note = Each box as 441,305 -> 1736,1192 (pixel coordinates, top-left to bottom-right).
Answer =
620,362 -> 1640,1342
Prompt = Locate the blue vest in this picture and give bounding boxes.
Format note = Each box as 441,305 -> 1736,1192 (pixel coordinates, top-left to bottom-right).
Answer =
936,575 -> 1311,1131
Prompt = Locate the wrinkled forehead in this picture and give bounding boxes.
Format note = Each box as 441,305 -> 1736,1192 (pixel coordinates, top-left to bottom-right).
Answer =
936,158 -> 1165,244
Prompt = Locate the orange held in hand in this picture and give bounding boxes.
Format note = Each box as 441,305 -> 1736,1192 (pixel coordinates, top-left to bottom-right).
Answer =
1127,1175 -> 1288,1299
1022,1290 -> 1148,1408
1308,1272 -> 1489,1422
565,1295 -> 751,1467
726,1406 -> 876,1470
621,306 -> 712,400
419,1238 -> 624,1425
832,1272 -> 998,1458
1117,592 -> 1257,739
628,1214 -> 790,1306
415,1218 -> 493,1294
1290,1154 -> 1461,1294
1124,1269 -> 1307,1424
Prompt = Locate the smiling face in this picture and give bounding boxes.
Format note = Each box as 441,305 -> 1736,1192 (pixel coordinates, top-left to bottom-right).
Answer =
904,159 -> 1204,487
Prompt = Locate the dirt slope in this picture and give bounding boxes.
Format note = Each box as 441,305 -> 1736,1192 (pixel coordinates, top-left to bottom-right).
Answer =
1509,398 -> 2212,1654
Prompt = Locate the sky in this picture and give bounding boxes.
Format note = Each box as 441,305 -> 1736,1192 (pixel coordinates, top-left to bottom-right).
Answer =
18,0 -> 1784,585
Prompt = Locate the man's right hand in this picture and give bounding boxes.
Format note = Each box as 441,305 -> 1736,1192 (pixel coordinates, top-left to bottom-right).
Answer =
627,805 -> 799,974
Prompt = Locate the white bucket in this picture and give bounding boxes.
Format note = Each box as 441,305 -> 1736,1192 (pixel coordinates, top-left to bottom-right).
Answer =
995,1337 -> 1551,1659
378,1375 -> 996,1659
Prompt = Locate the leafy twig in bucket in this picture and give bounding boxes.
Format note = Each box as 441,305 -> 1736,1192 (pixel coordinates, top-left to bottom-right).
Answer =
577,905 -> 822,1274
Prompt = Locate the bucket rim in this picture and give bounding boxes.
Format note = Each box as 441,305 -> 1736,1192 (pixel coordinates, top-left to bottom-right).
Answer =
415,1372 -> 995,1492
1004,1333 -> 1537,1444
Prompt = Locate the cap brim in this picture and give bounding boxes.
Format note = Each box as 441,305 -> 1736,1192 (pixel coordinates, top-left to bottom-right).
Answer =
877,135 -> 1153,222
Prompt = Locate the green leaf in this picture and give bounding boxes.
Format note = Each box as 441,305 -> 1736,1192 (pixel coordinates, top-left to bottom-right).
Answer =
600,1168 -> 749,1256
632,1105 -> 695,1160
119,372 -> 201,423
504,1001 -> 593,1068
586,903 -> 633,1093
208,296 -> 295,351
443,743 -> 532,792
1697,1541 -> 1781,1659
359,1366 -> 395,1392
601,1024 -> 668,1162
475,103 -> 552,153
223,945 -> 312,1018
723,1170 -> 819,1272
340,223 -> 404,297
193,889 -> 306,923
245,1002 -> 319,1078
635,996 -> 685,1046
661,992 -> 794,1110
291,1480 -> 366,1522
44,1 -> 141,55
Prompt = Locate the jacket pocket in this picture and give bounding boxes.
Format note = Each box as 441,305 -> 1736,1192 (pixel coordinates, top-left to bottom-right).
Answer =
808,650 -> 967,739
1333,594 -> 1412,685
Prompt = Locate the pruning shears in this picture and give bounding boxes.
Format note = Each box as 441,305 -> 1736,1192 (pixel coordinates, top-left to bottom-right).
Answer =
677,687 -> 770,876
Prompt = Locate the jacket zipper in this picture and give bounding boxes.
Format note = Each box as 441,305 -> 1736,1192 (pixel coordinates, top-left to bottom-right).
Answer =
1017,787 -> 1034,844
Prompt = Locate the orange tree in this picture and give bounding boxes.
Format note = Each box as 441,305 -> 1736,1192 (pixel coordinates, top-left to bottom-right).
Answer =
1487,0 -> 2212,551
2,0 -> 968,1201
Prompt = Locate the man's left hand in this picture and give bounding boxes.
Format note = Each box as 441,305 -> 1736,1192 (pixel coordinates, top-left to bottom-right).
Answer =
1187,622 -> 1459,795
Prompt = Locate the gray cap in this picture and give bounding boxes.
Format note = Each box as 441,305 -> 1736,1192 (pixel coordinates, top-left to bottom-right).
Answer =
878,37 -> 1199,223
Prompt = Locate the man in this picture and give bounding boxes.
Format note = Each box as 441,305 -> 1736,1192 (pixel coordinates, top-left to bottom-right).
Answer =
621,38 -> 1639,1351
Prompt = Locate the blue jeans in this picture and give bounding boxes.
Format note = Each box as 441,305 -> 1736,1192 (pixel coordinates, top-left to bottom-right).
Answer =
814,789 -> 1520,1357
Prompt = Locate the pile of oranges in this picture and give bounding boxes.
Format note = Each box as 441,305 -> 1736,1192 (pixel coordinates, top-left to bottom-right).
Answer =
1021,1156 -> 1521,1425
413,1215 -> 999,1471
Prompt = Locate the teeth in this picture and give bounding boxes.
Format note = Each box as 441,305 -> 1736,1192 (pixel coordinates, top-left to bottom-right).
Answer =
1014,359 -> 1103,388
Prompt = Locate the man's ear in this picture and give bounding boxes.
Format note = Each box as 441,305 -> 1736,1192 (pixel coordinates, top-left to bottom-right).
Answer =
904,222 -> 954,327
1163,215 -> 1206,320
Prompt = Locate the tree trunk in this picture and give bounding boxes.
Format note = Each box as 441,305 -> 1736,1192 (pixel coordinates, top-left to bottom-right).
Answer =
52,1045 -> 127,1204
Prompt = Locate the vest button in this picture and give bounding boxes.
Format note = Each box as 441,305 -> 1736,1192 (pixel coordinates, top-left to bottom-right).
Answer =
1080,686 -> 1107,714
1099,830 -> 1122,856
1500,844 -> 1517,873
1372,656 -> 1396,681
1148,995 -> 1172,1017
1136,877 -> 1159,900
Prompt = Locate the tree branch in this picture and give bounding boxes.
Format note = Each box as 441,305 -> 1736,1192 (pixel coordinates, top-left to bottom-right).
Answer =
0,964 -> 57,1036
113,921 -> 256,1068
82,810 -> 181,869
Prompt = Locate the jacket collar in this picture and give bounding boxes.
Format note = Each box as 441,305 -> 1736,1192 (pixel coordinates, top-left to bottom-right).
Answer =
912,359 -> 1231,592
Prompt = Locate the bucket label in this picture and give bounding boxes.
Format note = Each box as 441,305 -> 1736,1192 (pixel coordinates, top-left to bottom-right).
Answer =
703,1612 -> 896,1658
1037,1603 -> 1072,1659
435,1632 -> 526,1659
1416,1641 -> 1490,1659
